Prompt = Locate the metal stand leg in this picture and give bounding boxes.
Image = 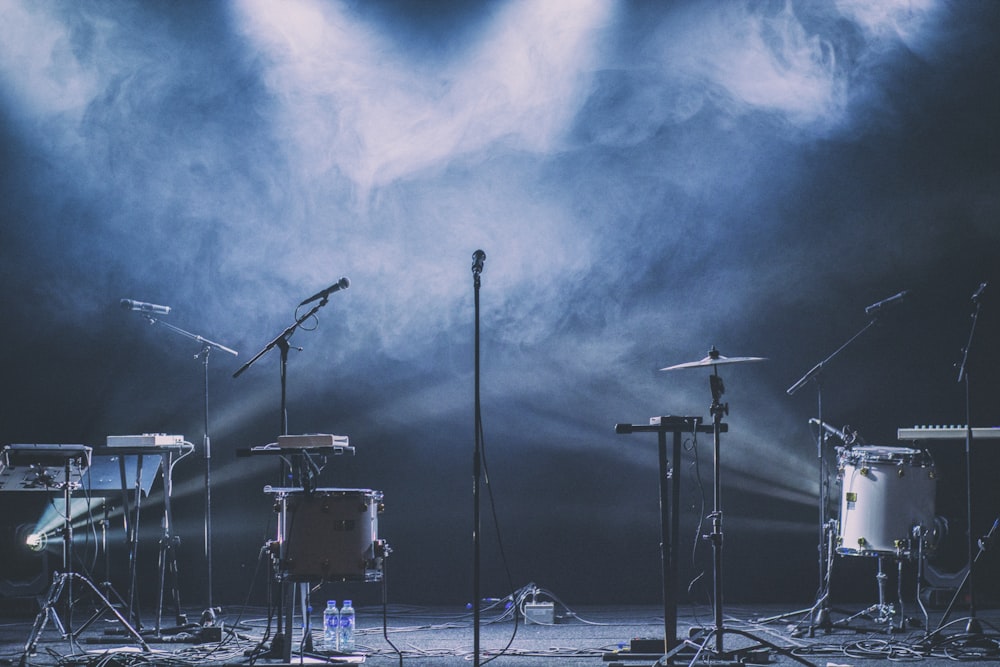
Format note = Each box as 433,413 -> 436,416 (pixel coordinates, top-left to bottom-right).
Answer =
663,366 -> 816,667
834,555 -> 902,633
21,457 -> 150,661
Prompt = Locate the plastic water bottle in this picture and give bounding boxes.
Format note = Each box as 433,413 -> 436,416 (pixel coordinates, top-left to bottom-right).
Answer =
339,599 -> 355,652
322,600 -> 339,650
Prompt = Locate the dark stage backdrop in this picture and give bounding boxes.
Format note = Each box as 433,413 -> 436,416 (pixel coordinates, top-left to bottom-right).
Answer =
1,0 -> 999,610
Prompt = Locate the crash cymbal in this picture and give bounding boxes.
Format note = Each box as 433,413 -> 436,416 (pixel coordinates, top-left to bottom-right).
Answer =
660,346 -> 767,371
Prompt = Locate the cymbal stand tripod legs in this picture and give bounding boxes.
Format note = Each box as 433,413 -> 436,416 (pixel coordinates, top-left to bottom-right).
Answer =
70,505 -> 134,639
664,370 -> 816,667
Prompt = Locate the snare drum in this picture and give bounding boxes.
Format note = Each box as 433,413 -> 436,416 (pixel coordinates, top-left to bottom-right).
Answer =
282,488 -> 385,581
837,446 -> 935,557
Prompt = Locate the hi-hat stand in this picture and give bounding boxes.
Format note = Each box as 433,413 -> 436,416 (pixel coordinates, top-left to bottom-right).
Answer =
659,349 -> 814,667
4,444 -> 150,662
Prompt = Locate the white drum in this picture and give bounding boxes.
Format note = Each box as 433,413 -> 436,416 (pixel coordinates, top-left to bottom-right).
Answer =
282,488 -> 386,581
837,446 -> 935,557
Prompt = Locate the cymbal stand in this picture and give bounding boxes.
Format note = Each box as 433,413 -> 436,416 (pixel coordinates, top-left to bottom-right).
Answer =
665,368 -> 815,667
21,453 -> 149,662
785,317 -> 879,635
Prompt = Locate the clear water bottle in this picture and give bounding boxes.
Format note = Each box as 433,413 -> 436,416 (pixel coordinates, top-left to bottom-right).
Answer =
339,599 -> 355,652
322,600 -> 339,650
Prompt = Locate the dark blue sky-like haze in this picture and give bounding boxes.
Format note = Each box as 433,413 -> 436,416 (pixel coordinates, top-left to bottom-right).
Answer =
1,0 -> 998,609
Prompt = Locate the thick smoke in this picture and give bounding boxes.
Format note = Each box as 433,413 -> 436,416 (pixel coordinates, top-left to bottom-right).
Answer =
1,0 -> 997,604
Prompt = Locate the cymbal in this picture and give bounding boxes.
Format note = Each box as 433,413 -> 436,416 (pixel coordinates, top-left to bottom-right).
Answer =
660,346 -> 767,371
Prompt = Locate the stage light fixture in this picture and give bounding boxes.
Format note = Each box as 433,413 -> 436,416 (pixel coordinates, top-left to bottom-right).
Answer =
25,532 -> 47,552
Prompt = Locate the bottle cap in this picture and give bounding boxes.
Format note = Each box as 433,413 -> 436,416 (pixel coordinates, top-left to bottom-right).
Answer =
327,600 -> 337,606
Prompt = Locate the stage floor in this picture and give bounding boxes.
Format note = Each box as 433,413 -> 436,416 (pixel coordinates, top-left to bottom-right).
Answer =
2,600 -> 999,666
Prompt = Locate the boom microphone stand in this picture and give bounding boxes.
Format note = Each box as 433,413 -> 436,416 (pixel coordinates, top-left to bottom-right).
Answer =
129,309 -> 238,611
783,295 -> 898,635
934,281 -> 995,644
232,278 -> 349,664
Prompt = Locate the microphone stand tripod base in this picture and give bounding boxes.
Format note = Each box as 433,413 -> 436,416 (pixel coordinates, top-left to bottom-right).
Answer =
812,606 -> 831,633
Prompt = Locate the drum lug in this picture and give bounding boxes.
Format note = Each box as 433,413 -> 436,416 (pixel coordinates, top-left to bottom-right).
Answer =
374,539 -> 391,559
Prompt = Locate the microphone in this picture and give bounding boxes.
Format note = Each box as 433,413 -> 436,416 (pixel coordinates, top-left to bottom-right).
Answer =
120,299 -> 171,315
472,249 -> 486,276
864,289 -> 908,315
298,277 -> 350,306
808,418 -> 852,444
972,281 -> 987,302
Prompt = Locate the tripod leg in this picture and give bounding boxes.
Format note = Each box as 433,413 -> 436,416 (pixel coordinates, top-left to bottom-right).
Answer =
70,573 -> 150,651
896,557 -> 906,632
22,573 -> 66,657
167,539 -> 185,625
916,530 -> 930,631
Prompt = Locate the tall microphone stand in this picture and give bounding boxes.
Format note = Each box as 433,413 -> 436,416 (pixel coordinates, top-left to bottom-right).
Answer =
136,314 -> 238,613
470,250 -> 485,667
232,292 -> 341,664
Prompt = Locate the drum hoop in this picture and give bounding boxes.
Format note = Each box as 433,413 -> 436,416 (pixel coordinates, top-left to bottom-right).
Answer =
841,445 -> 931,464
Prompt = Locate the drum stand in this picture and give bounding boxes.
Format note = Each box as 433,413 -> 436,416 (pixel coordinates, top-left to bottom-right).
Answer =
664,368 -> 815,667
836,555 -> 904,633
